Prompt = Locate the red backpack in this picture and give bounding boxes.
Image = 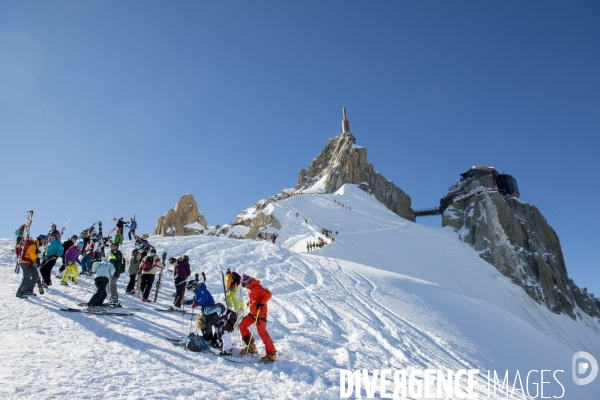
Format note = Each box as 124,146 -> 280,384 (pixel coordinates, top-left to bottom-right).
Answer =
142,256 -> 154,271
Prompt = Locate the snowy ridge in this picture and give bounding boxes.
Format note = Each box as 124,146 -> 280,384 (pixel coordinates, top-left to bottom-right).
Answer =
1,184 -> 599,398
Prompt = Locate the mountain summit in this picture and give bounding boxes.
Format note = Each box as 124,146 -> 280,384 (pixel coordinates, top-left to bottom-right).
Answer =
295,130 -> 414,221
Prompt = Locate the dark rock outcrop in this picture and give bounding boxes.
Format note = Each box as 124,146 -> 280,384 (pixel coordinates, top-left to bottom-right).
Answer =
442,175 -> 600,320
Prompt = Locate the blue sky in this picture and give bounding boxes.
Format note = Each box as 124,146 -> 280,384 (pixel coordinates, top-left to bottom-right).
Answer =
1,1 -> 599,294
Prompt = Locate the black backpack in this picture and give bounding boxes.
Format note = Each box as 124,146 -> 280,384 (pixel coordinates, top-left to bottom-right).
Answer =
231,271 -> 241,286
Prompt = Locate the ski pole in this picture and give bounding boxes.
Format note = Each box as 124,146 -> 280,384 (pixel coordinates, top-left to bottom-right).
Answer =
189,307 -> 195,333
181,305 -> 186,338
243,308 -> 261,357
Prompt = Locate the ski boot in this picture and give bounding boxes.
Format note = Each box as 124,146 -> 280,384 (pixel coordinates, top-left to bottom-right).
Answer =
60,281 -> 69,286
240,342 -> 257,355
261,352 -> 277,362
219,349 -> 233,356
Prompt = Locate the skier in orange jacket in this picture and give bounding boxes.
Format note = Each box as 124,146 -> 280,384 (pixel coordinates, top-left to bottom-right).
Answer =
239,274 -> 277,362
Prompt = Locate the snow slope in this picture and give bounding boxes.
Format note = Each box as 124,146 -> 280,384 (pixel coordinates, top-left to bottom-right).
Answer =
1,185 -> 599,399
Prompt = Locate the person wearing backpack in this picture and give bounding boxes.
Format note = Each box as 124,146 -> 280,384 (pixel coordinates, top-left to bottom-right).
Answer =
126,248 -> 140,294
139,248 -> 164,302
61,241 -> 83,286
80,224 -> 96,252
87,259 -> 115,308
15,224 -> 26,245
225,269 -> 242,312
15,235 -> 47,298
107,242 -> 125,306
238,274 -> 277,362
170,255 -> 191,310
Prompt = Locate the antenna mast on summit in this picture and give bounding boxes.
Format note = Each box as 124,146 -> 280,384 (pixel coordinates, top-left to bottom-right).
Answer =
342,107 -> 350,133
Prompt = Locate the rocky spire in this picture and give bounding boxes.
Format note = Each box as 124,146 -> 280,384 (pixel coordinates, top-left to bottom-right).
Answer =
295,132 -> 414,221
154,194 -> 209,236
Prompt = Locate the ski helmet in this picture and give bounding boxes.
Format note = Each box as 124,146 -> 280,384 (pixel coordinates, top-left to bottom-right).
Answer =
241,274 -> 252,287
76,241 -> 84,248
186,281 -> 200,291
37,234 -> 48,242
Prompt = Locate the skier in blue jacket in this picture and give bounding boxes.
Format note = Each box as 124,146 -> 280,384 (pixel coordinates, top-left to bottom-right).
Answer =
128,217 -> 138,240
181,281 -> 215,311
40,233 -> 64,286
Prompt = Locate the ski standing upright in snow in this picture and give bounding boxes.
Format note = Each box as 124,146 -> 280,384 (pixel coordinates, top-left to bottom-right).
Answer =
15,211 -> 34,274
153,251 -> 167,303
60,218 -> 69,238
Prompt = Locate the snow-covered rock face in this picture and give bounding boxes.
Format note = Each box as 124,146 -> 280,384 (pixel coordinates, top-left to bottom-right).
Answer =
295,133 -> 414,221
154,194 -> 209,236
442,177 -> 600,320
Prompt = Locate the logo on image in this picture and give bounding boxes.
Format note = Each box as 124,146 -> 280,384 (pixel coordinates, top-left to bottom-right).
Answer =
572,351 -> 598,386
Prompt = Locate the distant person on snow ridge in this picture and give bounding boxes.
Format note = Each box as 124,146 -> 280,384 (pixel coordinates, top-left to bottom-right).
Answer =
128,217 -> 137,240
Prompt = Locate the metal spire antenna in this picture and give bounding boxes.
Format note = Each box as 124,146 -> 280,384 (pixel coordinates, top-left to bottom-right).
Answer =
342,107 -> 350,133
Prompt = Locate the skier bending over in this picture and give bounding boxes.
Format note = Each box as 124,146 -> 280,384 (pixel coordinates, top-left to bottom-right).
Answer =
239,274 -> 277,362
200,303 -> 238,355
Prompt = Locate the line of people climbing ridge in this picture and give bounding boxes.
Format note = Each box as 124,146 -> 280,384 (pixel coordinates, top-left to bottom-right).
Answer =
13,212 -> 278,362
334,197 -> 352,210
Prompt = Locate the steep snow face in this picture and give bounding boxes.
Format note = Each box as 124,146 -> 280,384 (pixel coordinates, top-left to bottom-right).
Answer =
1,187 -> 599,399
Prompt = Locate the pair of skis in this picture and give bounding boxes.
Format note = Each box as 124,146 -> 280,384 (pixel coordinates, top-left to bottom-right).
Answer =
60,308 -> 134,316
153,251 -> 167,303
164,337 -> 276,363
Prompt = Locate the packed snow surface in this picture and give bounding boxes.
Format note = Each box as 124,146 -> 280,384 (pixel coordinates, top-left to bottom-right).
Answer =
1,185 -> 599,399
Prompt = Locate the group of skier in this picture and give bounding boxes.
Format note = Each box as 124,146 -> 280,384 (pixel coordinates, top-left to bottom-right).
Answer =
14,216 -> 277,362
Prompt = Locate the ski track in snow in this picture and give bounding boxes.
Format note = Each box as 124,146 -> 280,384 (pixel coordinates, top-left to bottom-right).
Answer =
1,185 -> 599,399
